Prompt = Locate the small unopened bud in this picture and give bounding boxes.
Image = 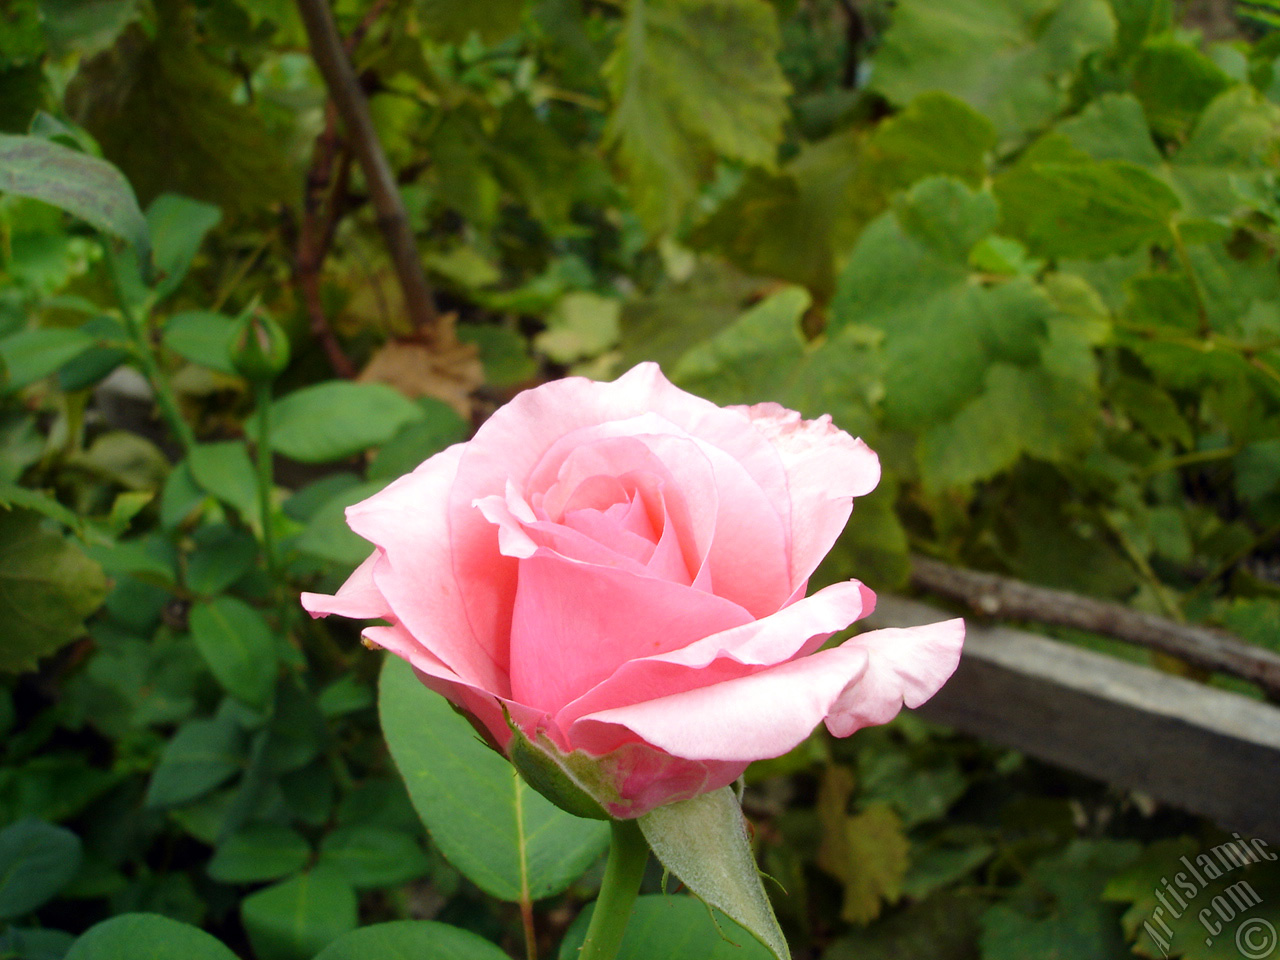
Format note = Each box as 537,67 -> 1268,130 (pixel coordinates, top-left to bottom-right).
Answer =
231,311 -> 290,382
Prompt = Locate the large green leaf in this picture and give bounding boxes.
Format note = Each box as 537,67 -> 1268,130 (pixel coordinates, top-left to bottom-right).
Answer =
0,508 -> 107,672
64,914 -> 239,960
241,868 -> 358,960
292,479 -> 387,566
0,329 -> 97,391
603,0 -> 789,232
67,2 -> 294,216
639,787 -> 789,960
993,135 -> 1180,259
560,895 -> 774,960
871,0 -> 1115,140
0,819 -> 82,920
316,825 -> 430,889
1053,86 -> 1280,222
144,715 -> 246,808
691,93 -> 996,297
145,193 -> 221,301
207,824 -> 311,884
268,382 -> 424,463
917,362 -> 1095,491
163,311 -> 237,375
671,286 -> 880,439
378,656 -> 609,902
187,441 -> 261,532
831,176 -> 1052,430
314,921 -> 510,960
0,134 -> 150,257
188,596 -> 277,709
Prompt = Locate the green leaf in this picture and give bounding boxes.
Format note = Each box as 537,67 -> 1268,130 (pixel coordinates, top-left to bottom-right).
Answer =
269,382 -> 424,463
0,508 -> 107,672
638,787 -> 788,960
144,716 -> 246,808
189,596 -> 277,709
0,926 -> 76,960
0,819 -> 83,919
146,194 -> 221,301
0,134 -> 150,259
1055,88 -> 1280,220
535,292 -> 621,363
378,656 -> 609,902
316,826 -> 430,889
185,524 -> 258,596
292,479 -> 387,567
918,363 -> 1097,491
0,328 -> 97,391
64,913 -> 239,960
207,824 -> 311,884
831,177 -> 1052,430
456,324 -> 536,389
67,5 -> 295,219
314,921 -> 510,960
603,0 -> 790,232
871,0 -> 1115,140
163,312 -> 237,375
187,442 -> 261,532
981,840 -> 1140,960
416,0 -> 526,43
1132,35 -> 1234,140
994,138 -> 1180,259
367,400 -> 471,481
560,895 -> 775,960
241,868 -> 358,960
670,285 -> 880,439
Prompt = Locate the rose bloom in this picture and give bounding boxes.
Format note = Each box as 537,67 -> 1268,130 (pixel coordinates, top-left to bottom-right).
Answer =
303,364 -> 963,818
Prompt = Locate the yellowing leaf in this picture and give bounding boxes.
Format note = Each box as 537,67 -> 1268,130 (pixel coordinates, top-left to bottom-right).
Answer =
815,768 -> 910,926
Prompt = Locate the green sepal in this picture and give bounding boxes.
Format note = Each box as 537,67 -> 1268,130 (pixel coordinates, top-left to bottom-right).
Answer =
505,720 -> 612,821
638,787 -> 790,960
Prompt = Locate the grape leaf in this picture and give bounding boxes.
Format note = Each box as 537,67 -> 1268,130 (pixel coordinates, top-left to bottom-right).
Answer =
603,0 -> 789,232
871,0 -> 1115,141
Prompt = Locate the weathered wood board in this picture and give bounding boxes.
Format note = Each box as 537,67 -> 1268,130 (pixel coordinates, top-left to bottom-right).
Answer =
868,596 -> 1280,841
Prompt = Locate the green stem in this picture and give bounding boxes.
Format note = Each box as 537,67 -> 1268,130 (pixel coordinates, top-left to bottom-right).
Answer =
104,247 -> 197,454
579,821 -> 648,960
254,380 -> 280,585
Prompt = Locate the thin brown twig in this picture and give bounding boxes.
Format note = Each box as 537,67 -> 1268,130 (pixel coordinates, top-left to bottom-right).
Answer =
909,554 -> 1280,700
295,0 -> 444,344
295,102 -> 356,378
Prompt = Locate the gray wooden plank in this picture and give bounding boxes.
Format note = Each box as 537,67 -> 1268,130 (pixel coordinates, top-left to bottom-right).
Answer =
867,595 -> 1280,840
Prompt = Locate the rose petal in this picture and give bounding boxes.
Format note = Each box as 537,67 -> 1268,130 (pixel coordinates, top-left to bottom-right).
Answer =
824,619 -> 965,735
448,365 -> 795,643
570,616 -> 961,762
364,625 -> 544,752
734,403 -> 881,589
344,445 -> 509,694
557,579 -> 874,732
508,552 -> 753,715
570,642 -> 873,761
302,549 -> 392,621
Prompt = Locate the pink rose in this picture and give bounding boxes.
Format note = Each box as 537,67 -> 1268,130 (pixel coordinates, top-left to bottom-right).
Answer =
302,363 -> 962,818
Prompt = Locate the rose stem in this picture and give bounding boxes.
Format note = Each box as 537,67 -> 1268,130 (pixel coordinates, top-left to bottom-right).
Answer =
578,820 -> 648,960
